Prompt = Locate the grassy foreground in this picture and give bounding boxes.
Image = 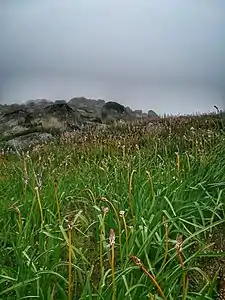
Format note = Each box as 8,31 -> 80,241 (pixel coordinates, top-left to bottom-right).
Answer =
0,114 -> 225,299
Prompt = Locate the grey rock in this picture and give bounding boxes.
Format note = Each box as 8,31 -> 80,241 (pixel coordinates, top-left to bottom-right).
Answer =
76,108 -> 102,123
68,97 -> 105,121
3,125 -> 29,139
68,97 -> 105,110
133,110 -> 143,118
42,102 -> 81,131
5,132 -> 55,151
125,106 -> 135,116
55,100 -> 67,105
3,109 -> 32,127
148,110 -> 158,118
101,101 -> 127,123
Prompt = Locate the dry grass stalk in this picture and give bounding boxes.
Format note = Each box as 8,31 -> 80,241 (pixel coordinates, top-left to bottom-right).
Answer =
34,186 -> 44,227
68,220 -> 73,300
100,206 -> 109,277
175,234 -> 188,299
146,170 -> 155,198
10,203 -> 22,235
129,170 -> 136,225
120,210 -> 129,258
54,179 -> 62,224
109,229 -> 116,300
129,255 -> 166,300
185,152 -> 190,171
176,152 -> 180,177
162,216 -> 169,266
101,197 -> 122,262
23,156 -> 28,198
176,234 -> 184,268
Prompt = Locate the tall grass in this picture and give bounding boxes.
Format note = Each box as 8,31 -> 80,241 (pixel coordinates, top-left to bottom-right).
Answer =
0,113 -> 225,299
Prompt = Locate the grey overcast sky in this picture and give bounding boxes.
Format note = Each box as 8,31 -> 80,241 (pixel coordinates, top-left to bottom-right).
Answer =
0,0 -> 225,115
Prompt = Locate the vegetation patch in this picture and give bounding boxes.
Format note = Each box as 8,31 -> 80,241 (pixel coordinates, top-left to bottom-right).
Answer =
0,113 -> 225,299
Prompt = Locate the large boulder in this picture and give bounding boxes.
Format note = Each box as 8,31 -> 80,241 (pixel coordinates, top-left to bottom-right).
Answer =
68,97 -> 105,109
101,101 -> 127,123
0,109 -> 35,139
133,110 -> 143,118
125,106 -> 134,116
68,97 -> 92,109
41,102 -> 81,131
5,132 -> 55,152
2,109 -> 32,127
68,97 -> 105,122
43,102 -> 78,119
148,110 -> 158,118
2,125 -> 30,139
76,108 -> 102,123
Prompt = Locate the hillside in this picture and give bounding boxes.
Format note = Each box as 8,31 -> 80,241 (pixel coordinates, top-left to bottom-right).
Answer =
0,112 -> 225,299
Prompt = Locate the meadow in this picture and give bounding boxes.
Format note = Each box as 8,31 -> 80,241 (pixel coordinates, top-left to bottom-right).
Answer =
0,113 -> 225,300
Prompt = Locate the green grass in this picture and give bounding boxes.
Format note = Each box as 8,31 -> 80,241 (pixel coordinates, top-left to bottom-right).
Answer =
0,114 -> 225,299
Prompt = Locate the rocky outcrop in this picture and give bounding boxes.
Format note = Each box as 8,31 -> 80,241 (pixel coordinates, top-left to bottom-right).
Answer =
0,97 -> 158,151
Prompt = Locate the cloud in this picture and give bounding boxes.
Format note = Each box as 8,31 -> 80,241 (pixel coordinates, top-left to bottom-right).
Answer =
0,0 -> 225,114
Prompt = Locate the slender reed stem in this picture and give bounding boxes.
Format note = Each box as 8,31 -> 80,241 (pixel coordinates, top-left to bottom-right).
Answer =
176,235 -> 184,268
23,156 -> 28,199
129,170 -> 136,225
175,235 -> 187,299
135,144 -> 141,177
162,216 -> 169,266
35,186 -> 44,228
17,207 -> 22,235
101,197 -> 122,263
68,223 -> 72,300
54,179 -> 61,224
185,152 -> 190,172
129,255 -> 166,300
100,207 -> 109,278
109,229 -> 116,300
10,204 -> 22,235
146,170 -> 155,199
120,211 -> 129,258
176,152 -> 180,177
